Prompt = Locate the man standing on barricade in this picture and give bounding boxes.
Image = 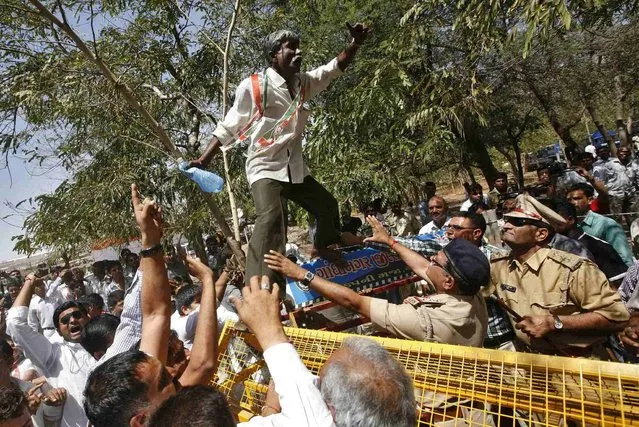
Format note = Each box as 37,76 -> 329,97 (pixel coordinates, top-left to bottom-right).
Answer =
189,24 -> 370,289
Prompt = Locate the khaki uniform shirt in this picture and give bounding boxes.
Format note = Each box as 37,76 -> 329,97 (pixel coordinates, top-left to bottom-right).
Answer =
369,293 -> 488,347
487,248 -> 629,352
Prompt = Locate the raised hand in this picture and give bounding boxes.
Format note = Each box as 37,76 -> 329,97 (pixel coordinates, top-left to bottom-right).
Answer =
184,256 -> 214,283
131,183 -> 163,246
264,250 -> 307,282
574,166 -> 593,182
363,215 -> 393,246
346,22 -> 371,45
229,275 -> 287,351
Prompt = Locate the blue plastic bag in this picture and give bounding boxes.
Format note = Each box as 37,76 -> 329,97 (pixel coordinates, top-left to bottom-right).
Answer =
178,161 -> 224,193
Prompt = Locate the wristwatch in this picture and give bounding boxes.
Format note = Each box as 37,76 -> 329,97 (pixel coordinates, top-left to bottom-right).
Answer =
298,271 -> 315,291
140,243 -> 163,258
552,314 -> 563,330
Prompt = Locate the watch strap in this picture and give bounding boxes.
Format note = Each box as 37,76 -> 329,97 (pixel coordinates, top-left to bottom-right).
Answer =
140,243 -> 163,258
298,271 -> 315,291
302,271 -> 315,285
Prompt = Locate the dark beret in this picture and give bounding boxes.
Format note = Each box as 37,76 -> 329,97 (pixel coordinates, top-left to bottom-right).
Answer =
442,238 -> 490,295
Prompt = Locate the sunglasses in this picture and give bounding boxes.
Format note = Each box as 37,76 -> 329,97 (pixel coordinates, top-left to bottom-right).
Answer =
428,257 -> 451,276
504,217 -> 544,227
59,311 -> 83,325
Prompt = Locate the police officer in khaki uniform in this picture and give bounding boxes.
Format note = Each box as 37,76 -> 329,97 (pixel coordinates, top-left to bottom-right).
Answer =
264,216 -> 489,347
486,194 -> 629,357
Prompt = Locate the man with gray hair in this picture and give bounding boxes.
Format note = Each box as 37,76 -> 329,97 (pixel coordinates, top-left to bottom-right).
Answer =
320,337 -> 416,427
224,275 -> 416,426
190,24 -> 371,288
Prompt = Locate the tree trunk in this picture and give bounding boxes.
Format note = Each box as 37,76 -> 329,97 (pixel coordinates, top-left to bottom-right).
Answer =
523,72 -> 578,160
494,145 -> 518,184
615,75 -> 629,147
462,124 -> 499,187
512,140 -> 525,191
585,102 -> 617,157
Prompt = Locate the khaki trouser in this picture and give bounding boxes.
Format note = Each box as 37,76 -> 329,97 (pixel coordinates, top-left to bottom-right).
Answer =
246,176 -> 341,289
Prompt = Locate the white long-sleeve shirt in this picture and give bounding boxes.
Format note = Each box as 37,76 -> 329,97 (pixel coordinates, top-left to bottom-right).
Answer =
239,343 -> 334,427
7,306 -> 96,427
7,271 -> 143,426
45,277 -> 72,308
28,294 -> 56,338
213,59 -> 343,186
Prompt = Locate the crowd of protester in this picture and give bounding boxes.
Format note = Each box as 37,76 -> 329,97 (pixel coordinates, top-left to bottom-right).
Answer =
1,138 -> 639,426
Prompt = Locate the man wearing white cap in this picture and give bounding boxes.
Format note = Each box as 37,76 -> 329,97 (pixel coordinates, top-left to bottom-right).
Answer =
486,194 -> 630,358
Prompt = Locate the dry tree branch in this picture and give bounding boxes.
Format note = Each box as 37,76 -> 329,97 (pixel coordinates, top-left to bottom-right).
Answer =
221,0 -> 242,241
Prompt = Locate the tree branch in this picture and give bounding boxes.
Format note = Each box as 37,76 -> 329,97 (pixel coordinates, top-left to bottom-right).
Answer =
221,0 -> 242,241
26,0 -> 245,266
89,0 -> 99,59
27,0 -> 177,155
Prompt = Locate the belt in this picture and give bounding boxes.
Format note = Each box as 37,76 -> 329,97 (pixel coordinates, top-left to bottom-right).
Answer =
483,331 -> 515,349
43,327 -> 56,330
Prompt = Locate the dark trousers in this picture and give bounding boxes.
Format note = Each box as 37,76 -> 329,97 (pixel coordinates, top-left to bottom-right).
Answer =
246,176 -> 341,287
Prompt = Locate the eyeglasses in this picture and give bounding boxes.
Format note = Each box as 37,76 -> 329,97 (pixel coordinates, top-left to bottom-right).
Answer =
59,311 -> 83,325
504,217 -> 544,227
446,224 -> 475,231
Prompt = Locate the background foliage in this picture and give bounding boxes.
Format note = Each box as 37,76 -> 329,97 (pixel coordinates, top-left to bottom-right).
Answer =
1,0 -> 638,257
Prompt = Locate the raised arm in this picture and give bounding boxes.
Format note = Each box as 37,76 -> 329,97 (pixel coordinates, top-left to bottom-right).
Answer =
265,251 -> 373,318
12,274 -> 37,308
232,277 -> 333,426
132,184 -> 172,365
178,257 -> 218,386
214,271 -> 230,302
336,22 -> 371,71
7,275 -> 57,373
575,166 -> 608,200
364,215 -> 431,280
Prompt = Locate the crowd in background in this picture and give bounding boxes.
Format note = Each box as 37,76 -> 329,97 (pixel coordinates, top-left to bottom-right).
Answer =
1,139 -> 639,426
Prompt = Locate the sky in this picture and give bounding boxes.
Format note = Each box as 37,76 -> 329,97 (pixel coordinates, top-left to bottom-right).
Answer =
0,14 -> 99,263
0,6 -> 210,263
0,153 -> 66,262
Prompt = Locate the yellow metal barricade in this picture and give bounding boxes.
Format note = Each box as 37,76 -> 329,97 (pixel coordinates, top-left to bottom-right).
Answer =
213,323 -> 639,426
